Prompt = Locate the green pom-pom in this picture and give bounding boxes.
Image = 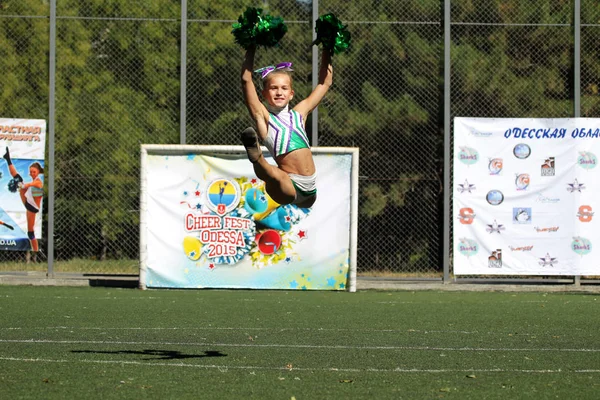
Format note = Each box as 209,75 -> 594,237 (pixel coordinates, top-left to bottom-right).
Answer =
232,7 -> 288,49
312,13 -> 351,55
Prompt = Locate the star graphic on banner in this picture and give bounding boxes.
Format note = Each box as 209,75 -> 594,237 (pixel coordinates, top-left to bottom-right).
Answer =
327,277 -> 336,287
195,203 -> 202,210
297,230 -> 307,240
189,251 -> 196,258
289,280 -> 298,289
457,179 -> 476,194
208,263 -> 216,270
251,178 -> 258,185
486,220 -> 505,234
339,282 -> 346,289
285,256 -> 292,263
539,253 -> 558,267
195,191 -> 201,196
186,154 -> 195,160
260,195 -> 266,202
285,215 -> 292,222
567,179 -> 585,193
183,190 -> 189,196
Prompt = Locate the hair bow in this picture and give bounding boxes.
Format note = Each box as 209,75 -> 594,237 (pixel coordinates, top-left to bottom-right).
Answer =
254,62 -> 293,79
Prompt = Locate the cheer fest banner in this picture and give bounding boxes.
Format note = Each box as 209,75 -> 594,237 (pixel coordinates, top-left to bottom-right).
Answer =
140,146 -> 356,290
0,119 -> 46,251
453,117 -> 600,275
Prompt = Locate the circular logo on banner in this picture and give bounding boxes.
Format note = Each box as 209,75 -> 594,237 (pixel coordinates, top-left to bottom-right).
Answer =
458,147 -> 479,165
513,143 -> 531,159
515,173 -> 530,190
486,190 -> 504,205
571,237 -> 592,256
457,238 -> 479,257
205,178 -> 241,215
577,151 -> 597,170
488,158 -> 503,175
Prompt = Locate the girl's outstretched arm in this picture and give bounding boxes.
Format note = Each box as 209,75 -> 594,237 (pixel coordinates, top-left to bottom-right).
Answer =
294,49 -> 333,122
241,46 -> 269,132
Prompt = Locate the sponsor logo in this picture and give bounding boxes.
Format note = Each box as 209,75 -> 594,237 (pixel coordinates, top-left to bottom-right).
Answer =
577,205 -> 594,222
488,158 -> 503,175
205,178 -> 241,216
513,208 -> 532,224
458,208 -> 475,225
486,220 -> 505,234
572,237 -> 592,256
457,179 -> 476,194
458,146 -> 479,165
567,179 -> 585,193
536,192 -> 560,204
508,245 -> 534,251
469,131 -> 493,137
513,143 -> 531,159
539,253 -> 558,267
486,190 -> 504,205
577,151 -> 597,170
0,239 -> 17,246
488,249 -> 502,268
534,226 -> 559,233
457,238 -> 479,257
541,157 -> 555,176
515,173 -> 530,190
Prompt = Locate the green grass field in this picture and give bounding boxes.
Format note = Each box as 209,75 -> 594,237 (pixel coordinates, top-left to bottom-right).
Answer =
1,286 -> 599,399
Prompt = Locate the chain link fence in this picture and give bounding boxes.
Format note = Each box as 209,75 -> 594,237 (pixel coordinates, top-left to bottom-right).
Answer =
0,1 -> 597,282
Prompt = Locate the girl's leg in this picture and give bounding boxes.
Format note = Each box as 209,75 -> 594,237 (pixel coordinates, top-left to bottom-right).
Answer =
26,211 -> 38,252
3,147 -> 17,177
253,159 -> 296,205
241,128 -> 296,204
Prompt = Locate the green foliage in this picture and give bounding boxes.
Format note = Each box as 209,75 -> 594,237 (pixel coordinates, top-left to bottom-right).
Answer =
1,0 -> 598,273
360,184 -> 387,218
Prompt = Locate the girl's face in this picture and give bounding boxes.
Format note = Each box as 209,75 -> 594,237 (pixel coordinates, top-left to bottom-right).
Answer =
29,166 -> 40,179
262,73 -> 294,108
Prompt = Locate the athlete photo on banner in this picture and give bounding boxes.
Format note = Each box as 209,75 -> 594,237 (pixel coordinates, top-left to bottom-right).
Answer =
0,119 -> 46,252
141,147 -> 357,290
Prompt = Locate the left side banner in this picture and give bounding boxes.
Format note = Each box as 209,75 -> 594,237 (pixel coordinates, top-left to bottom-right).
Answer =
0,119 -> 46,251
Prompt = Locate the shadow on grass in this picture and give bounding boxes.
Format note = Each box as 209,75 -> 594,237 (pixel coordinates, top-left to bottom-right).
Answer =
72,349 -> 227,360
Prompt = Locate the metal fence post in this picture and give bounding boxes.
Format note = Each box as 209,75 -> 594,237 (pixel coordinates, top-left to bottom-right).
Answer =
311,0 -> 319,146
47,0 -> 56,278
443,0 -> 451,283
180,0 -> 188,145
573,0 -> 581,287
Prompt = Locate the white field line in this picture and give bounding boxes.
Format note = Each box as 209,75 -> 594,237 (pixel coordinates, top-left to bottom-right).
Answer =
0,356 -> 599,374
0,326 -> 546,336
5,295 -> 598,304
0,339 -> 599,353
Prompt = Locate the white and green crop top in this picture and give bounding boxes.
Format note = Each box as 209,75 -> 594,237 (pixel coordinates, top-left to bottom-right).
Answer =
263,105 -> 311,158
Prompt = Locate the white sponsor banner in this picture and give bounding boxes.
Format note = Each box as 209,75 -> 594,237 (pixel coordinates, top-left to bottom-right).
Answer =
453,117 -> 600,275
0,119 -> 46,251
140,145 -> 358,290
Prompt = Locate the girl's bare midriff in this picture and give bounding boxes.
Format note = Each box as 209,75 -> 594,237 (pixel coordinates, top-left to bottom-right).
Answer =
276,148 -> 316,176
